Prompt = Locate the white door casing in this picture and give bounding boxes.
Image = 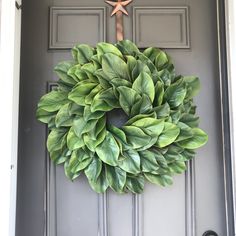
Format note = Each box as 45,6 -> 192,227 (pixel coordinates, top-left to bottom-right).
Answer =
0,0 -> 21,236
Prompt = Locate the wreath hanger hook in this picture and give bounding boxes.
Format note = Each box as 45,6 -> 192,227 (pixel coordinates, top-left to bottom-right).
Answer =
105,0 -> 133,42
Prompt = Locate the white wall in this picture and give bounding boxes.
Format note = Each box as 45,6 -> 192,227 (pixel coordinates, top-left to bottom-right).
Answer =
0,0 -> 21,236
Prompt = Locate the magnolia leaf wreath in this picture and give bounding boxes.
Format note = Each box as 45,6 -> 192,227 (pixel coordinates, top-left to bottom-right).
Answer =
36,40 -> 208,194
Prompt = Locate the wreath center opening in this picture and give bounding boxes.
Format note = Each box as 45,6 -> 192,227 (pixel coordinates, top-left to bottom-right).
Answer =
106,108 -> 129,128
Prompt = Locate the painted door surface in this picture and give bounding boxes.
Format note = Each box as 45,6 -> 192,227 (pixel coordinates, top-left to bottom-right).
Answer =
16,0 -> 227,236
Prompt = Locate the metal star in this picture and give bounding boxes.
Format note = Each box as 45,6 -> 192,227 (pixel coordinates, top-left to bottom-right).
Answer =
106,0 -> 133,16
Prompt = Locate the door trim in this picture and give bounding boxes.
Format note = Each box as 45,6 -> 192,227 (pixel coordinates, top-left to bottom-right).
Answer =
0,0 -> 21,236
222,0 -> 236,235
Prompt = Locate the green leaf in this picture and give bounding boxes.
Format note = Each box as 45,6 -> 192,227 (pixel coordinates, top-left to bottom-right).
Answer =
70,149 -> 92,173
164,79 -> 187,108
110,78 -> 132,88
97,42 -> 123,61
177,128 -> 208,149
117,86 -> 141,115
36,108 -> 56,124
85,84 -> 102,105
144,173 -> 173,186
96,131 -> 119,166
132,60 -> 151,80
169,161 -> 186,174
98,88 -> 120,108
143,47 -> 162,63
85,85 -> 102,105
126,112 -> 156,125
155,51 -> 169,70
88,167 -> 109,193
67,64 -> 81,82
85,157 -> 102,182
116,40 -> 140,56
122,126 -> 151,149
67,127 -> 85,150
55,103 -> 73,127
156,122 -> 180,147
183,76 -> 200,99
119,149 -> 140,174
154,81 -> 164,106
68,81 -> 97,105
83,106 -> 104,121
139,150 -> 158,173
130,94 -> 153,116
73,117 -> 97,137
180,114 -> 199,128
175,122 -> 194,142
132,117 -> 164,136
50,148 -> 69,165
102,53 -> 129,80
64,160 -> 81,180
126,175 -> 145,194
105,165 -> 126,193
72,44 -> 95,64
47,128 -> 67,152
91,92 -> 114,112
153,103 -> 170,118
126,55 -> 137,80
107,124 -> 127,144
132,72 -> 155,102
38,90 -> 68,112
54,61 -> 76,85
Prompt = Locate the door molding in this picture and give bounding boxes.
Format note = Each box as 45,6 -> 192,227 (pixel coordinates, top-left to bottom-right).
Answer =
222,0 -> 236,235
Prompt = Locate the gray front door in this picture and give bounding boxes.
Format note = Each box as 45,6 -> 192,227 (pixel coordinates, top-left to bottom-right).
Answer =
16,0 -> 228,236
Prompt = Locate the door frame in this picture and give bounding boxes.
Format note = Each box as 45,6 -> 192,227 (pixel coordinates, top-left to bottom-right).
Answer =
0,0 -> 22,236
0,0 -> 235,236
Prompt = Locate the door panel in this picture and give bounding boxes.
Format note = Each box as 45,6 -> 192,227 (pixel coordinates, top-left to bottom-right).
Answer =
17,0 -> 227,236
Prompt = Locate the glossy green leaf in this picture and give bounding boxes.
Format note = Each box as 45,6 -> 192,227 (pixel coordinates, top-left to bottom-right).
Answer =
156,122 -> 180,147
88,167 -> 109,193
132,117 -> 164,136
85,157 -> 102,182
177,128 -> 208,149
55,103 -> 73,127
102,53 -> 129,80
132,72 -> 155,102
122,126 -> 151,149
47,128 -> 67,152
38,90 -> 68,112
126,175 -> 145,194
119,149 -> 140,174
154,81 -> 164,106
72,44 -> 95,64
183,76 -> 200,99
116,40 -> 140,56
36,108 -> 56,124
68,81 -> 97,105
67,127 -> 85,150
130,94 -> 153,117
54,61 -> 76,85
139,150 -> 158,173
144,173 -> 173,186
73,117 -> 97,137
153,103 -> 170,118
97,42 -> 123,61
96,131 -> 119,166
117,86 -> 141,115
105,165 -> 126,193
164,79 -> 187,108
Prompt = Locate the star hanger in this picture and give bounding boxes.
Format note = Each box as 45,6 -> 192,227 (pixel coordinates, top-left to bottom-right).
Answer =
106,0 -> 133,16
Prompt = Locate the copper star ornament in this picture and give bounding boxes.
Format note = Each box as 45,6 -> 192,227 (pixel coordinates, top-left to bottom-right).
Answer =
106,0 -> 133,41
106,0 -> 132,16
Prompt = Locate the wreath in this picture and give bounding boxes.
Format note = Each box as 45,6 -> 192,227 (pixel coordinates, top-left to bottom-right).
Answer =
36,40 -> 208,194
